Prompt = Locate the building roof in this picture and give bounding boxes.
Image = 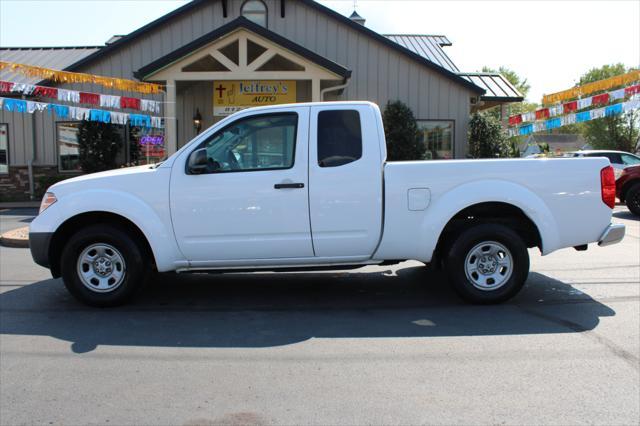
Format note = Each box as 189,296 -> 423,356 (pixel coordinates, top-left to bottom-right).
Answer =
458,72 -> 524,102
0,46 -> 101,84
135,17 -> 352,80
384,35 -> 458,73
61,0 -> 485,95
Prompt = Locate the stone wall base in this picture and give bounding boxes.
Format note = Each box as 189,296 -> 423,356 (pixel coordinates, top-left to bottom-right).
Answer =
0,166 -> 73,202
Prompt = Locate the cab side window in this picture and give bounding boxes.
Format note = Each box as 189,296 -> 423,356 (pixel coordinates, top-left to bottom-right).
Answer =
199,113 -> 297,173
317,110 -> 363,167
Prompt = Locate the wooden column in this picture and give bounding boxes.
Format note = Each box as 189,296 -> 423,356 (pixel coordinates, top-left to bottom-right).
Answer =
312,79 -> 321,102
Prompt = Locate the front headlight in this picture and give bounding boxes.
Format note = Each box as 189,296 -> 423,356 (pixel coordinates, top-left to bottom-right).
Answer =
39,192 -> 57,214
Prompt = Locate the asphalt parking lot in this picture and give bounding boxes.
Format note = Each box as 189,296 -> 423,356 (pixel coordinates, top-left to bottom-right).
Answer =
0,207 -> 638,425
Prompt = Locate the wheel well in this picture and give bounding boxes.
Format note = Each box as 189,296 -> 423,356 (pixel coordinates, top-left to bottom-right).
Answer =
620,178 -> 640,202
434,202 -> 542,261
48,211 -> 155,278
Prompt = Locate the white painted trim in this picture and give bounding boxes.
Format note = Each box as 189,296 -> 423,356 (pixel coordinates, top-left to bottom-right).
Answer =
146,28 -> 343,82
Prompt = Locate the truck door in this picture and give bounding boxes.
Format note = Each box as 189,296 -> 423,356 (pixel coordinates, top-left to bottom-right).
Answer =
170,106 -> 314,263
308,104 -> 384,258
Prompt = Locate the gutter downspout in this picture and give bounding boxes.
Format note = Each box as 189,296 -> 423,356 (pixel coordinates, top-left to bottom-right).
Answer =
320,76 -> 351,101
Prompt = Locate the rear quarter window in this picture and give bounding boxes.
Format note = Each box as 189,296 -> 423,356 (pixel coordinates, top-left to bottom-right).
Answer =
317,110 -> 362,167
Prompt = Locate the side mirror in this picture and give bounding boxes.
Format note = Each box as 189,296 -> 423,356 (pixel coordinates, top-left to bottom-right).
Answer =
188,148 -> 208,174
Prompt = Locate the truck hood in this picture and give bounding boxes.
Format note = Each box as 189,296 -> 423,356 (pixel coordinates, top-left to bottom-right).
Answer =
49,165 -> 160,196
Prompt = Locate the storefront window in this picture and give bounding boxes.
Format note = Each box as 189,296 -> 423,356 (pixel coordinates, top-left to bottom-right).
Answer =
57,122 -> 82,172
0,124 -> 8,174
418,120 -> 454,160
130,126 -> 166,165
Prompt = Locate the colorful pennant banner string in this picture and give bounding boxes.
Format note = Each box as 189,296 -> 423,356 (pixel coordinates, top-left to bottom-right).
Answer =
0,96 -> 163,129
0,80 -> 162,113
542,69 -> 640,105
0,61 -> 163,95
509,83 -> 640,126
508,96 -> 640,137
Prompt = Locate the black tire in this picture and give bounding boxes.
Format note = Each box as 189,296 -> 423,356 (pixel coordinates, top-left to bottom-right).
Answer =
444,223 -> 529,304
625,182 -> 640,217
60,224 -> 149,307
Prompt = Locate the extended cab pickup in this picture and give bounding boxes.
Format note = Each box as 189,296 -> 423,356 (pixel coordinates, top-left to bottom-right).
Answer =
29,102 -> 625,306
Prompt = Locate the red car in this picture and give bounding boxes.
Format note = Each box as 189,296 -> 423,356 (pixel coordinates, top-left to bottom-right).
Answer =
616,164 -> 640,216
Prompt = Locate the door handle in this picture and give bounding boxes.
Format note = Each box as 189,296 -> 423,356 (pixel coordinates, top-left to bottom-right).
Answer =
274,182 -> 304,189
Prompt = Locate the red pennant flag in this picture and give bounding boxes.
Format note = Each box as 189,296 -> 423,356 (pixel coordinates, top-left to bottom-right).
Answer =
0,81 -> 14,93
535,108 -> 550,120
591,93 -> 610,106
120,96 -> 141,110
79,92 -> 100,105
33,86 -> 58,99
563,101 -> 578,114
508,115 -> 522,126
625,84 -> 640,96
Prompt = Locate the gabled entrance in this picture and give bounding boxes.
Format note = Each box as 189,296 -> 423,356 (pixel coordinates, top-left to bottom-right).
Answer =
136,17 -> 351,153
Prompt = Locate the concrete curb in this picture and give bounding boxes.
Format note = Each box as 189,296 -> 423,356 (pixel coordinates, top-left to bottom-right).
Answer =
0,201 -> 40,209
0,226 -> 29,248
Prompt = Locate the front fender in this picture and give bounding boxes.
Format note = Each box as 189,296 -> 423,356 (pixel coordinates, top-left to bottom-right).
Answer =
29,189 -> 184,272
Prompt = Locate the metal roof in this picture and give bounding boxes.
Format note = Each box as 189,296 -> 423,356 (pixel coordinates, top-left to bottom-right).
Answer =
458,72 -> 524,101
384,34 -> 458,73
0,46 -> 101,84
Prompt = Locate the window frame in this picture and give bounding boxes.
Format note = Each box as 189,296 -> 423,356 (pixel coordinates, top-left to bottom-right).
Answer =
55,121 -> 84,174
241,0 -> 268,27
0,123 -> 8,175
316,109 -> 363,168
417,119 -> 456,160
186,111 -> 299,175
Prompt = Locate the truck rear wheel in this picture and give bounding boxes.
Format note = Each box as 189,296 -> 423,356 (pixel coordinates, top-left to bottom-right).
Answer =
60,224 -> 149,307
625,182 -> 640,216
445,223 -> 529,304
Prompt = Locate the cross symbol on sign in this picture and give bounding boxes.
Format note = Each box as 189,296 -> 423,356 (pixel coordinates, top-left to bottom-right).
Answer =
215,84 -> 226,98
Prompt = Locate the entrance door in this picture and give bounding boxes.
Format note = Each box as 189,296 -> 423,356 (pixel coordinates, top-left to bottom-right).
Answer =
170,107 -> 313,263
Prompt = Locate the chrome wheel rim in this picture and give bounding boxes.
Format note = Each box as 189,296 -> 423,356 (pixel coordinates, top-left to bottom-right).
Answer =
464,241 -> 513,291
76,243 -> 126,293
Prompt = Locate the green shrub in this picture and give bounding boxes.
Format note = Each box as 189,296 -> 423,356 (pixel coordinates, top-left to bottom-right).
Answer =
383,101 -> 426,161
468,112 -> 512,158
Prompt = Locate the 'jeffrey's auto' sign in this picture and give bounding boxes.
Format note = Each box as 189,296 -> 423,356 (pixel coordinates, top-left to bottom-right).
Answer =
213,80 -> 296,116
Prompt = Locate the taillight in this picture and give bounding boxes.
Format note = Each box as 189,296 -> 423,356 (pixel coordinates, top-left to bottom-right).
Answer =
600,166 -> 616,209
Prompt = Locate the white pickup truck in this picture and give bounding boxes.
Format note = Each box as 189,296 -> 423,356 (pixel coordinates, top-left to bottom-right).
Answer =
29,101 -> 625,306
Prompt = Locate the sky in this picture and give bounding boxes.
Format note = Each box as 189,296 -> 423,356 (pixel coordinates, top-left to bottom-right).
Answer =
1,0 -> 638,103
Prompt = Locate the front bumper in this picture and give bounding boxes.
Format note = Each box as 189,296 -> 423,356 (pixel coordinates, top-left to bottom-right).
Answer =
598,224 -> 625,247
29,232 -> 53,268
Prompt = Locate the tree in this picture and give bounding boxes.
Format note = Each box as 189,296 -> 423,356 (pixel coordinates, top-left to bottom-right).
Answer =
382,101 -> 426,161
78,121 -> 122,173
575,64 -> 639,152
468,112 -> 513,158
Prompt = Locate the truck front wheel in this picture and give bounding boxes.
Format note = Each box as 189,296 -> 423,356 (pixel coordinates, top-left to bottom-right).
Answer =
445,224 -> 529,304
60,224 -> 149,307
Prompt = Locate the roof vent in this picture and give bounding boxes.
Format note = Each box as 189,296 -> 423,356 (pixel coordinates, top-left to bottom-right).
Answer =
349,10 -> 365,26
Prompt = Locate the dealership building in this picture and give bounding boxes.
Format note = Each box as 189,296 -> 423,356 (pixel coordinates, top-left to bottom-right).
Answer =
0,0 -> 522,199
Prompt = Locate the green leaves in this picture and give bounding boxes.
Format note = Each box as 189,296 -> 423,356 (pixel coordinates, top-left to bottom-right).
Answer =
78,121 -> 123,173
383,101 -> 426,161
468,112 -> 513,158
